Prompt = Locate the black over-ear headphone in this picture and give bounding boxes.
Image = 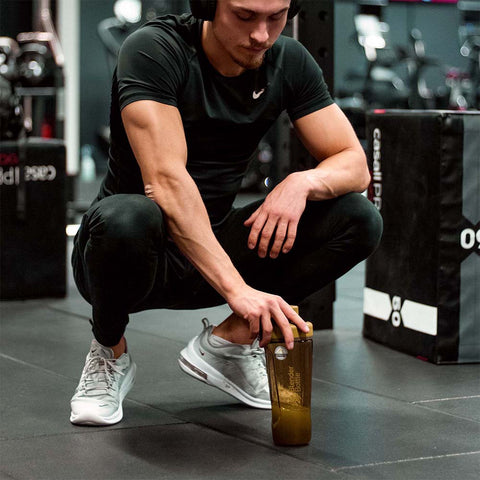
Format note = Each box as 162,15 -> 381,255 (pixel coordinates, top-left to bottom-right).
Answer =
189,0 -> 301,21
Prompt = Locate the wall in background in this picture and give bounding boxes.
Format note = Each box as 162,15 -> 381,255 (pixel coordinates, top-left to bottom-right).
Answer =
79,0 -> 116,171
78,0 -> 189,171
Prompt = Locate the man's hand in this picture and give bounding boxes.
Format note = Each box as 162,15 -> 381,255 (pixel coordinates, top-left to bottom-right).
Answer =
244,172 -> 310,259
226,283 -> 309,349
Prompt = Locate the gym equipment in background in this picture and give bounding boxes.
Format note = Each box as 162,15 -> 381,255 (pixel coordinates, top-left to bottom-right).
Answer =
458,0 -> 480,109
97,0 -> 143,77
0,138 -> 67,299
15,37 -> 57,88
0,74 -> 24,141
337,2 -> 460,139
363,110 -> 480,364
5,0 -> 66,139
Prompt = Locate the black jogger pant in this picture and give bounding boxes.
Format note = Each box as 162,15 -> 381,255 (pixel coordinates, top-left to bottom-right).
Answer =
72,193 -> 383,346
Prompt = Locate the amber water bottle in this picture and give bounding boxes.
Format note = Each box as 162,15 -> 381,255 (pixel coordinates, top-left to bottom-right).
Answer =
264,306 -> 313,446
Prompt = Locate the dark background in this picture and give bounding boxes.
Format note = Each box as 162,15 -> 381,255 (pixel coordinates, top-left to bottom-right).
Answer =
0,0 -> 470,170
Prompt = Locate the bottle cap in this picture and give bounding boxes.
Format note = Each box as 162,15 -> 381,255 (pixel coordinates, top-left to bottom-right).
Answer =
270,306 -> 313,341
270,322 -> 313,341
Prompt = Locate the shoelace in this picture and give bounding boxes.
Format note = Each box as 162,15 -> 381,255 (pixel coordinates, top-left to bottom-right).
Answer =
244,344 -> 269,392
249,340 -> 267,371
79,355 -> 125,397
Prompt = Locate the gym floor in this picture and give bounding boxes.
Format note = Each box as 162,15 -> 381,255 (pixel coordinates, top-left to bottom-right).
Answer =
1,193 -> 479,480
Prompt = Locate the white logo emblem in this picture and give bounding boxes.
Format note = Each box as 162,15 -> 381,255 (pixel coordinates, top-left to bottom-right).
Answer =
252,88 -> 265,100
363,288 -> 438,336
274,346 -> 288,360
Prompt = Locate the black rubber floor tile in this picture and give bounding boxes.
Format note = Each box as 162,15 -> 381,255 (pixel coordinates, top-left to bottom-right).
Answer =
0,302 -> 190,381
411,396 -> 480,422
0,300 -> 240,411
310,330 -> 480,402
163,379 -> 480,471
1,304 -> 105,379
131,376 -> 242,412
46,293 -> 92,319
0,356 -> 184,441
127,305 -> 231,343
338,451 -> 480,480
1,424 -> 348,480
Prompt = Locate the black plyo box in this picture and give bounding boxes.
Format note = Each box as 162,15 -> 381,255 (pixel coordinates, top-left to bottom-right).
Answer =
363,110 -> 479,364
0,138 -> 67,299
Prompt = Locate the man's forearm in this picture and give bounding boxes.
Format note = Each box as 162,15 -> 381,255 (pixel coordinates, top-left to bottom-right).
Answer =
144,173 -> 246,300
299,147 -> 370,201
292,104 -> 371,201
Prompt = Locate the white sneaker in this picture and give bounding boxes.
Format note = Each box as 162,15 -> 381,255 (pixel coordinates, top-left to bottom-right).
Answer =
70,339 -> 136,425
178,318 -> 271,409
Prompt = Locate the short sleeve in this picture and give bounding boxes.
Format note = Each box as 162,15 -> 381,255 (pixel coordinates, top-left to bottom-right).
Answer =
285,40 -> 334,121
116,25 -> 187,110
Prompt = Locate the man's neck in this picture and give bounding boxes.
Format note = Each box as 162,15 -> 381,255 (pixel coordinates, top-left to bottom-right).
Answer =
201,21 -> 245,77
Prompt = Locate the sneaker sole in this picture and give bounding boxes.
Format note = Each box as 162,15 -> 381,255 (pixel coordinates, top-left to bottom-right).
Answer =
70,361 -> 137,426
178,342 -> 271,410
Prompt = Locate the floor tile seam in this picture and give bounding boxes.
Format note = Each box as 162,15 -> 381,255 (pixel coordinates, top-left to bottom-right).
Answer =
0,421 -> 189,443
0,350 -> 125,393
142,412 -> 344,473
0,352 -> 74,381
4,418 -> 340,476
408,403 -> 480,424
311,376 -> 412,405
161,418 -> 341,474
333,450 -> 480,472
126,327 -> 188,347
0,352 -> 193,419
412,394 -> 480,403
311,377 -> 480,418
0,352 -> 172,409
44,304 -> 91,321
42,304 -> 191,348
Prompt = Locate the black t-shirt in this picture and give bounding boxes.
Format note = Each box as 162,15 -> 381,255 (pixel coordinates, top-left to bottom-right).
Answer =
101,13 -> 333,225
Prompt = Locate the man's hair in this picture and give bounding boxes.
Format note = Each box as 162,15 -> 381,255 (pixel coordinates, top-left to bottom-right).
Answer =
189,0 -> 301,21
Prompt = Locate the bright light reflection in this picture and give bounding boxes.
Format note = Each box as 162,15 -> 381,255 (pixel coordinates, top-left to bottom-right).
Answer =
66,224 -> 80,237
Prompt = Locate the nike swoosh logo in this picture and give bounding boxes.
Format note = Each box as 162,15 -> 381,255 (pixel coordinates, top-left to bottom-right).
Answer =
252,88 -> 265,100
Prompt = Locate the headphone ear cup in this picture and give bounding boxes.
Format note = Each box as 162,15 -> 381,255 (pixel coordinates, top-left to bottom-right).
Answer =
189,0 -> 217,21
190,0 -> 300,21
288,0 -> 301,19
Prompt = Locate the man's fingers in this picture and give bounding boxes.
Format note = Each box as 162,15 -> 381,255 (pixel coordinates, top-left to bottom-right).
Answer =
247,211 -> 267,250
273,308 -> 294,349
282,222 -> 298,254
257,217 -> 278,258
244,208 -> 259,227
269,221 -> 288,258
248,314 -> 260,340
281,302 -> 310,333
259,313 -> 273,347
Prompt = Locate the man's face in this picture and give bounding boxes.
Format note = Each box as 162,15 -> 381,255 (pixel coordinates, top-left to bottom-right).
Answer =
212,0 -> 291,71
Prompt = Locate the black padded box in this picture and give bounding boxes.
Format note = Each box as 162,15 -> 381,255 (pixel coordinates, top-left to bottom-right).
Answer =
0,138 -> 66,299
363,110 -> 479,364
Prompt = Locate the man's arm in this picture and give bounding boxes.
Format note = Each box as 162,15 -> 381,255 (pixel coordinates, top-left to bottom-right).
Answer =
121,100 -> 308,348
245,103 -> 370,259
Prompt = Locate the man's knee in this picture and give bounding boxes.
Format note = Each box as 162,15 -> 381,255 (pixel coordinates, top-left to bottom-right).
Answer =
344,193 -> 383,256
86,194 -> 165,243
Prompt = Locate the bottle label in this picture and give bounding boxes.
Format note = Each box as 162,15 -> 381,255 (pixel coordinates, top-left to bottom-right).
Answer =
274,346 -> 288,360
